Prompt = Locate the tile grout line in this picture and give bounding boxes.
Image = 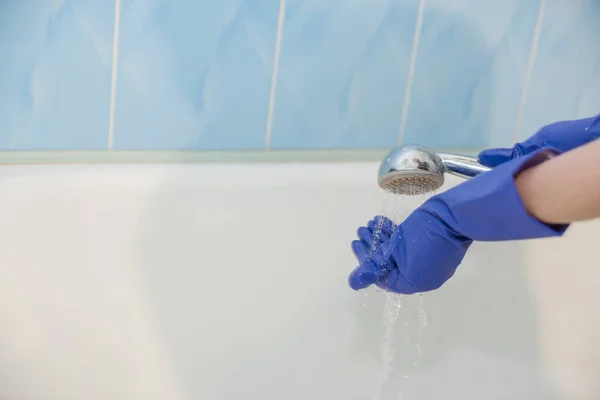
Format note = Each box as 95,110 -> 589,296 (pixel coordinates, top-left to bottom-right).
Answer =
108,0 -> 122,150
397,0 -> 425,146
264,0 -> 287,150
512,0 -> 546,145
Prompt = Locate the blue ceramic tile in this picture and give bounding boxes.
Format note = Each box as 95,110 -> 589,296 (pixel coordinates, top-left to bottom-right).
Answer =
517,0 -> 600,141
0,1 -> 114,150
402,0 -> 540,149
269,0 -> 419,149
113,0 -> 279,150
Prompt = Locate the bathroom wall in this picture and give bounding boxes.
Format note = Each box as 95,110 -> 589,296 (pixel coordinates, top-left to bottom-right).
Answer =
0,0 -> 599,151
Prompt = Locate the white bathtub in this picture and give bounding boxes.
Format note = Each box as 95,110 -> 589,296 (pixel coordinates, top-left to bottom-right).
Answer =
0,162 -> 598,400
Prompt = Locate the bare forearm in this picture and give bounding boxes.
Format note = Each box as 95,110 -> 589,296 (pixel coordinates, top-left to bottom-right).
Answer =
516,139 -> 600,224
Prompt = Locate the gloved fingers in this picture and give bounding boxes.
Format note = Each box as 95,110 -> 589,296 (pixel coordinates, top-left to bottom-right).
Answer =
479,114 -> 600,168
375,269 -> 417,295
351,240 -> 369,263
357,226 -> 376,246
477,147 -> 514,167
478,142 -> 531,167
348,260 -> 382,290
352,239 -> 388,266
358,225 -> 391,249
367,216 -> 395,238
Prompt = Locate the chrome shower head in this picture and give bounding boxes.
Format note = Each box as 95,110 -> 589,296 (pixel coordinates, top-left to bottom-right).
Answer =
377,145 -> 491,195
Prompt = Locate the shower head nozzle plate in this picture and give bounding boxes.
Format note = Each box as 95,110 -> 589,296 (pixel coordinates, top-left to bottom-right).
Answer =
377,145 -> 445,196
378,170 -> 443,195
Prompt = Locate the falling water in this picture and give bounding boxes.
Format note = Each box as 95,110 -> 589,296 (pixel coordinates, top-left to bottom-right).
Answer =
372,293 -> 402,400
412,192 -> 432,373
415,294 -> 428,364
371,191 -> 434,400
362,192 -> 389,301
372,196 -> 401,400
352,187 -> 436,399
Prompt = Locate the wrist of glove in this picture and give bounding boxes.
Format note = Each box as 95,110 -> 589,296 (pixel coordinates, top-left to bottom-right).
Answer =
349,148 -> 568,294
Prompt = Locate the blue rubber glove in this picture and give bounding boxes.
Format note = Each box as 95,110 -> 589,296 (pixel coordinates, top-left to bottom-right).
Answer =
478,114 -> 600,167
349,149 -> 568,295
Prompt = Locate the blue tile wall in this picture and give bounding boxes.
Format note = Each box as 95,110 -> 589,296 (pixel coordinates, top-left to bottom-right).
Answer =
0,1 -> 114,150
113,0 -> 279,149
516,0 -> 600,141
0,0 -> 598,151
269,0 -> 419,149
400,0 -> 540,149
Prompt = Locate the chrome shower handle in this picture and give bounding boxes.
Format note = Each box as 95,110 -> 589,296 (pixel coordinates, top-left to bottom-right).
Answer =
437,153 -> 491,179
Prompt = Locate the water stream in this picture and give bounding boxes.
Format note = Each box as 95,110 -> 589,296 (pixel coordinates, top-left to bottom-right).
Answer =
368,192 -> 433,399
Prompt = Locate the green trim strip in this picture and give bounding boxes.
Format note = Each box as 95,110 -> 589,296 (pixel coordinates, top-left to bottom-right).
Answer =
0,149 -> 481,165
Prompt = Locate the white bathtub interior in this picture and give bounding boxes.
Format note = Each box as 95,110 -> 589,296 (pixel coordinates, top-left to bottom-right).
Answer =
0,162 -> 598,400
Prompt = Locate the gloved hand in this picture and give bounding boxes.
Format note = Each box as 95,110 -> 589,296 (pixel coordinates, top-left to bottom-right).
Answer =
478,114 -> 600,167
349,149 -> 569,294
